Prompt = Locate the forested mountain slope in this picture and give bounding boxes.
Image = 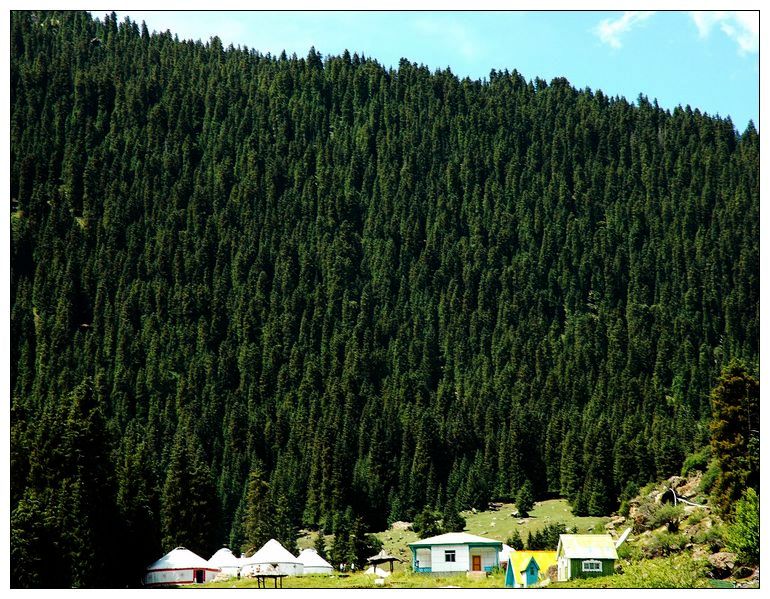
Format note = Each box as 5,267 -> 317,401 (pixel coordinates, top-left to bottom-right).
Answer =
10,11 -> 758,587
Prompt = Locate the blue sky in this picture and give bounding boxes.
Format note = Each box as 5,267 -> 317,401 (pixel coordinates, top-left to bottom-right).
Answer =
116,10 -> 759,131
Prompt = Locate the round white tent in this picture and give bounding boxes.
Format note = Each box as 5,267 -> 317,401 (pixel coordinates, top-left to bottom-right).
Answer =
144,547 -> 220,586
208,547 -> 241,578
297,548 -> 334,575
241,539 -> 304,576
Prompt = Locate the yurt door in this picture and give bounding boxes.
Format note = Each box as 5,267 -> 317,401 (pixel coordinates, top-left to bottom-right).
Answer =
195,570 -> 204,583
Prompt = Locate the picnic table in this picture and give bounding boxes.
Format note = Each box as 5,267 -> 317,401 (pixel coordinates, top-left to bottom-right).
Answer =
254,572 -> 288,588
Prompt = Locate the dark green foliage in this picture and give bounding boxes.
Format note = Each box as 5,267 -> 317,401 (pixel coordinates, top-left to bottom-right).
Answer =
709,363 -> 759,519
10,9 -> 759,587
240,467 -> 271,554
314,532 -> 329,561
727,488 -> 759,565
680,446 -> 711,477
526,522 -> 568,550
441,501 -> 466,532
506,530 -> 524,551
412,508 -> 444,539
515,480 -> 535,517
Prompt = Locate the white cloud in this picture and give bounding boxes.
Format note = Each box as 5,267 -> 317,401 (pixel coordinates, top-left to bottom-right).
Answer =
413,18 -> 479,61
690,11 -> 758,54
594,11 -> 656,49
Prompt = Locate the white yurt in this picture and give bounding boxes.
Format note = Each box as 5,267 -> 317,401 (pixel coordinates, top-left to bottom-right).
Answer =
143,547 -> 220,586
297,548 -> 334,575
208,547 -> 241,578
241,539 -> 304,576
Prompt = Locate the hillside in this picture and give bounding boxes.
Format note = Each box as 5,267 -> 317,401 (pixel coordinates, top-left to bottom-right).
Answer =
10,11 -> 758,588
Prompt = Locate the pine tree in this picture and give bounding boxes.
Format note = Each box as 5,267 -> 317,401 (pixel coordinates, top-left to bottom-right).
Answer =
709,362 -> 759,519
515,479 -> 535,517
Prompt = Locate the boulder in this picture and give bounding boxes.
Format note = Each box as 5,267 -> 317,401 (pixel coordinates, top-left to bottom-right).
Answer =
707,552 -> 737,579
390,521 -> 412,531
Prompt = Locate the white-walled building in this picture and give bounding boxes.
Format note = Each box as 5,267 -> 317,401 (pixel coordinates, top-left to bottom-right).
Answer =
297,548 -> 334,574
408,532 -> 502,574
143,547 -> 220,586
241,539 -> 304,576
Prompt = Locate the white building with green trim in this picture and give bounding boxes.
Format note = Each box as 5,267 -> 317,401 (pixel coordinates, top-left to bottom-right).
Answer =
408,532 -> 502,574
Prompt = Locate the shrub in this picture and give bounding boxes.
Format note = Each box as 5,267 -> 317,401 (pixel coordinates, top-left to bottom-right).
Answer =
685,509 -> 706,527
643,531 -> 688,558
681,446 -> 711,477
727,488 -> 759,565
649,504 -> 685,532
698,460 -> 720,495
694,524 -> 727,553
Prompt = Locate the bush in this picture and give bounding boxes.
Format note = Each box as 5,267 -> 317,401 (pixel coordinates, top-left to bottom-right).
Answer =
694,524 -> 727,553
681,446 -> 711,477
649,504 -> 685,532
698,460 -> 720,495
643,531 -> 688,558
618,500 -> 630,518
685,509 -> 706,527
727,488 -> 759,565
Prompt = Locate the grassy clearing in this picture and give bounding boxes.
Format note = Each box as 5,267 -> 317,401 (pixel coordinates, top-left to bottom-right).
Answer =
461,499 -> 609,546
203,570 -> 506,589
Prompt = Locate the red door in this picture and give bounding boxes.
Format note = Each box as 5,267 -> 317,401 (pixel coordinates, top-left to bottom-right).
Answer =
472,556 -> 482,571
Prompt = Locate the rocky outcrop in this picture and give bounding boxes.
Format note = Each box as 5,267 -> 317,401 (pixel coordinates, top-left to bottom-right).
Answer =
707,552 -> 737,579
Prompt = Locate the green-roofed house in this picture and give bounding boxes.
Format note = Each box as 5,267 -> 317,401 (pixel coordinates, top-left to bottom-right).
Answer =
408,533 -> 502,574
555,534 -> 618,581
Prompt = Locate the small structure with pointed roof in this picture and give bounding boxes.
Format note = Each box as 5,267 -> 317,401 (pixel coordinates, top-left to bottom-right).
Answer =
556,534 -> 618,581
143,547 -> 221,586
207,547 -> 241,578
297,548 -> 334,575
504,550 -> 557,587
241,539 -> 304,576
408,532 -> 502,574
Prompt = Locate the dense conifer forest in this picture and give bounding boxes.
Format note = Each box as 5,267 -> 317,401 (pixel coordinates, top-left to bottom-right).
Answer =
10,11 -> 758,587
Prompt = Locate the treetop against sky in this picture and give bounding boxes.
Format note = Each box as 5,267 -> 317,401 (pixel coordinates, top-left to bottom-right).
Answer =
115,8 -> 759,131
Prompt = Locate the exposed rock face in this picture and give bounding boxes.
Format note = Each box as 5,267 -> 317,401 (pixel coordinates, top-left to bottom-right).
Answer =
390,521 -> 412,531
708,552 -> 737,579
675,472 -> 702,499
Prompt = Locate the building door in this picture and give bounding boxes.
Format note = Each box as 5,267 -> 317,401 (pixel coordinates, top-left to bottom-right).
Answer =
195,570 -> 204,583
471,556 -> 482,571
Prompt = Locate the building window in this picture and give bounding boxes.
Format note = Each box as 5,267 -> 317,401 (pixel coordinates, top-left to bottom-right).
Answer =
530,566 -> 535,575
445,550 -> 456,562
582,559 -> 602,572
